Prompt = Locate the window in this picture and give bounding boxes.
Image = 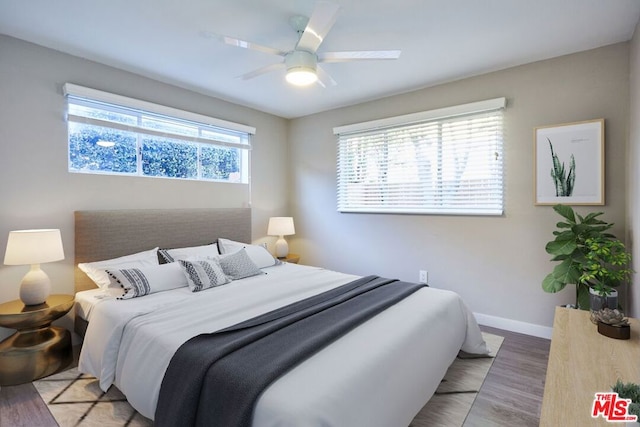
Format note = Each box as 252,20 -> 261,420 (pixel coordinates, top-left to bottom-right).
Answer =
334,98 -> 505,215
63,83 -> 255,183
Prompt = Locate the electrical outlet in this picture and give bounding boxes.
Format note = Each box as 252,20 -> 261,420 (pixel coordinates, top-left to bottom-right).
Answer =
419,270 -> 428,284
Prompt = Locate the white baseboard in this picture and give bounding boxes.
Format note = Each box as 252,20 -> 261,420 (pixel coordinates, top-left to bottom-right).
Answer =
474,312 -> 553,339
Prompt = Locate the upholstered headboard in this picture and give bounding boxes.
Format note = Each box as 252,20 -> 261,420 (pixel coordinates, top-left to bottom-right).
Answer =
74,208 -> 251,293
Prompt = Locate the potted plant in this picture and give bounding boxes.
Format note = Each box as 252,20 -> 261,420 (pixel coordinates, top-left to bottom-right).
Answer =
581,235 -> 632,312
542,204 -> 632,310
612,380 -> 640,424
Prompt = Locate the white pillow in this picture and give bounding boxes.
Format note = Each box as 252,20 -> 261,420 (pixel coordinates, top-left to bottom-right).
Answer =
158,243 -> 219,263
78,247 -> 160,289
107,262 -> 188,299
217,238 -> 279,268
178,258 -> 230,292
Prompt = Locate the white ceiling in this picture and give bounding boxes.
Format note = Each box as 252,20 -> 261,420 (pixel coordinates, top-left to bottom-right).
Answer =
1,1 -> 639,119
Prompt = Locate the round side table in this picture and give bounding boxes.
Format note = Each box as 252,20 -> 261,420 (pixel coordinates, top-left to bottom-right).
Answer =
0,294 -> 74,385
278,253 -> 300,264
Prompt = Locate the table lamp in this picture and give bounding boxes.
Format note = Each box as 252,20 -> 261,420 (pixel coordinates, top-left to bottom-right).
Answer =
4,229 -> 65,305
267,217 -> 295,258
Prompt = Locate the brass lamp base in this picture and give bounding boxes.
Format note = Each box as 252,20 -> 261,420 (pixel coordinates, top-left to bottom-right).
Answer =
0,326 -> 72,385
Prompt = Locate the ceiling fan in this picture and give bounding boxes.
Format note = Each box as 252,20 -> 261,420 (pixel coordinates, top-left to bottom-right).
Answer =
202,1 -> 401,87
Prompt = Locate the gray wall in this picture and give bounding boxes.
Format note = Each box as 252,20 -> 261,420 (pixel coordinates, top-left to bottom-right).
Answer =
628,20 -> 640,318
0,34 -> 634,339
0,36 -> 289,338
288,43 -> 630,335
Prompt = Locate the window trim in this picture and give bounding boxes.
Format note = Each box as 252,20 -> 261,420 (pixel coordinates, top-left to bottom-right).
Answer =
333,98 -> 505,135
63,83 -> 256,135
63,83 -> 253,183
334,98 -> 506,216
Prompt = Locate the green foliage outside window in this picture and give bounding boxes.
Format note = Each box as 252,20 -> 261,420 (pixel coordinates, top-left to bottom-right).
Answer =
142,138 -> 197,179
69,122 -> 241,181
69,123 -> 137,174
202,146 -> 240,181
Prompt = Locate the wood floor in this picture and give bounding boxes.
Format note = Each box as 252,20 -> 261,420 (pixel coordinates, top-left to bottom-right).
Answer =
0,326 -> 550,427
465,326 -> 551,426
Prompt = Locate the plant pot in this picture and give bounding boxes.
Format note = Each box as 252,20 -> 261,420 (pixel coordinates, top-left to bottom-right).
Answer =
590,288 -> 618,311
597,321 -> 631,340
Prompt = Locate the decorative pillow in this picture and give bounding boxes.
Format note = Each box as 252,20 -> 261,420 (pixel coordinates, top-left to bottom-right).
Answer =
217,238 -> 280,268
178,258 -> 229,292
78,247 -> 160,289
106,262 -> 188,299
158,243 -> 219,263
219,249 -> 265,280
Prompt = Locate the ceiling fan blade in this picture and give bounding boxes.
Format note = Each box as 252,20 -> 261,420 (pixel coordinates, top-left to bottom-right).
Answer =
319,50 -> 402,63
237,62 -> 285,80
316,64 -> 337,88
296,1 -> 340,53
200,31 -> 286,57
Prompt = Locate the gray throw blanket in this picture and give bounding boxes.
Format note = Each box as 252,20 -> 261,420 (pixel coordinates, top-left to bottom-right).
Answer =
155,275 -> 425,427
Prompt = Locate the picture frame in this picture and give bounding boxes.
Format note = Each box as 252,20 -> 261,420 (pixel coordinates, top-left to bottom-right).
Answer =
534,118 -> 604,205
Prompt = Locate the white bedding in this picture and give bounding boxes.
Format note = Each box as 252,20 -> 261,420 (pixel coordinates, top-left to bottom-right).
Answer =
78,263 -> 488,426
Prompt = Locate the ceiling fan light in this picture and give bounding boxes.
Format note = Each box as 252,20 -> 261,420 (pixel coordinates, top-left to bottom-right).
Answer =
285,50 -> 318,86
286,67 -> 317,86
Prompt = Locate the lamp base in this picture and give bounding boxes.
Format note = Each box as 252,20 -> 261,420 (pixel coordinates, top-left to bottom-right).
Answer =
19,265 -> 51,306
275,236 -> 289,258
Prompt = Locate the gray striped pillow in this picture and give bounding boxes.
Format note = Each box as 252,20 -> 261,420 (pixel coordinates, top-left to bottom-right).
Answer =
179,258 -> 229,292
108,268 -> 151,299
106,262 -> 189,299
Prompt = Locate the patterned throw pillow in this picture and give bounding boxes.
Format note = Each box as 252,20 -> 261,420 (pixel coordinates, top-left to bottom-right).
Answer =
106,262 -> 188,299
219,249 -> 265,280
178,258 -> 230,292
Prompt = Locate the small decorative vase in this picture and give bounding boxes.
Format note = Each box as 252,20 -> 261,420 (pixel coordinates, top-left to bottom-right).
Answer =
589,288 -> 618,323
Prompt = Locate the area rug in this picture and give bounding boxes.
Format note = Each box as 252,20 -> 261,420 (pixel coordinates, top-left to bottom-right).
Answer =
410,332 -> 504,427
34,332 -> 503,427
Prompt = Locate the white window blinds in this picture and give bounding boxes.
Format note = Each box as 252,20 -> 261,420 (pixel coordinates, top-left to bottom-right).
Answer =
334,98 -> 505,215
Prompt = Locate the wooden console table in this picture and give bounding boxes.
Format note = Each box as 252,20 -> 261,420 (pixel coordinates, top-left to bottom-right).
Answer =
540,306 -> 640,426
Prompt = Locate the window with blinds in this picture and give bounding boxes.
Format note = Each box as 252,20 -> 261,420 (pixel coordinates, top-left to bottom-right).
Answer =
63,83 -> 255,183
334,98 -> 505,215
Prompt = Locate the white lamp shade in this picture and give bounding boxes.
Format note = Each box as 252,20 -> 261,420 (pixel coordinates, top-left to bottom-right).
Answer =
267,217 -> 295,237
4,229 -> 65,265
4,229 -> 64,305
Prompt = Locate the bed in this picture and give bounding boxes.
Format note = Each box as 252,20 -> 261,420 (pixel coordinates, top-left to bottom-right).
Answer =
74,208 -> 489,426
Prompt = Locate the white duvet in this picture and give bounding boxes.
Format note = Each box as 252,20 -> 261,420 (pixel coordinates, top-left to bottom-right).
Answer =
78,263 -> 488,426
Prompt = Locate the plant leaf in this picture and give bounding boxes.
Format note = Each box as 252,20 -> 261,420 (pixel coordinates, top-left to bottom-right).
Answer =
553,204 -> 576,223
551,258 -> 581,284
577,284 -> 590,310
542,273 -> 566,293
582,212 -> 604,223
546,237 -> 577,256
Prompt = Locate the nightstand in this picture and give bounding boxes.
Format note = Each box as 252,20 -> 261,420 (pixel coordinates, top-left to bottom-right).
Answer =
278,253 -> 300,264
0,294 -> 74,385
